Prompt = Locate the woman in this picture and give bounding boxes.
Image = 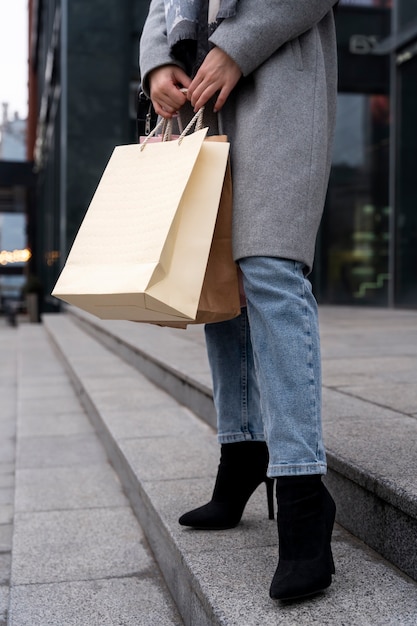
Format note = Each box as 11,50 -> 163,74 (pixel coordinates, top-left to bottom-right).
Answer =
140,0 -> 338,601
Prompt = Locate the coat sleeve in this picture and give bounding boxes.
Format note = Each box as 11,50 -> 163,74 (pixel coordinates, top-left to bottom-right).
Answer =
139,0 -> 184,96
209,0 -> 338,76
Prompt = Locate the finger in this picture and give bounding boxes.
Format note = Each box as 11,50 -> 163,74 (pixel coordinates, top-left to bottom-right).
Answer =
150,83 -> 189,111
152,101 -> 176,119
151,87 -> 179,108
192,90 -> 216,112
151,89 -> 187,115
213,84 -> 233,112
187,78 -> 201,104
173,68 -> 192,90
190,79 -> 220,110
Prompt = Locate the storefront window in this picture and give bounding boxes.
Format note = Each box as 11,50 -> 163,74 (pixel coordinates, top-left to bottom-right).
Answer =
315,94 -> 390,305
397,0 -> 417,29
0,212 -> 28,310
395,54 -> 417,306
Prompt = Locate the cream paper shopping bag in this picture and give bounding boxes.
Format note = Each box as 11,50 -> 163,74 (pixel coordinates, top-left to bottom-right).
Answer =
52,128 -> 230,323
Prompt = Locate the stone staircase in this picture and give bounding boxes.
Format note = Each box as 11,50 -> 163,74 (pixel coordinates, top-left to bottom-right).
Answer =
35,305 -> 417,625
1,319 -> 183,626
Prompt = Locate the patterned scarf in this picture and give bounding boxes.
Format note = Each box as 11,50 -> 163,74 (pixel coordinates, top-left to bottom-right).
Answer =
164,0 -> 238,49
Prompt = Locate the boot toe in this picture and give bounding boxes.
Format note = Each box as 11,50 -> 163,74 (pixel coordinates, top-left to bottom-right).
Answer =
269,557 -> 333,601
179,501 -> 241,530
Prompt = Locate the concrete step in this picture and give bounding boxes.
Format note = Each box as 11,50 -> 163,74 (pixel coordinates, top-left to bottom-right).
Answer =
63,305 -> 417,584
44,311 -> 417,625
6,322 -> 183,626
0,321 -> 18,626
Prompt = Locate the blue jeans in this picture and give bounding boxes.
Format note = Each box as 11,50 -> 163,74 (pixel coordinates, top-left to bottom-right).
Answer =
204,257 -> 327,477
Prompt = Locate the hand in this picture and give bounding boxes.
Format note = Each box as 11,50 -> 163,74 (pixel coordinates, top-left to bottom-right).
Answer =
148,65 -> 192,118
188,47 -> 242,112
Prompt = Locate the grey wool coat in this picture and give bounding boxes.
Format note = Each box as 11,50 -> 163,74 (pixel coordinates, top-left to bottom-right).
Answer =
140,0 -> 338,272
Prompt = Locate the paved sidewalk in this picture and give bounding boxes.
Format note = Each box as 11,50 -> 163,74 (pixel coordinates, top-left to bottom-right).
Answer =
0,318 -> 183,626
0,320 -> 17,626
2,305 -> 417,625
44,305 -> 417,625
64,304 -> 417,578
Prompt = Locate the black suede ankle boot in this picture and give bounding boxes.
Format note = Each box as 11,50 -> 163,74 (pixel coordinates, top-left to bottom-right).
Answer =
179,441 -> 274,530
269,475 -> 336,601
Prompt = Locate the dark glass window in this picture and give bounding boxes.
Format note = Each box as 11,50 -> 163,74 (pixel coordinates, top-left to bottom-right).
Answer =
398,0 -> 417,29
314,94 -> 390,305
395,53 -> 417,306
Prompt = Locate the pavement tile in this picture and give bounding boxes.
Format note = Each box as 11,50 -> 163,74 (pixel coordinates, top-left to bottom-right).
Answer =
9,577 -> 183,626
322,356 -> 417,387
16,433 -> 107,469
323,412 -> 417,505
0,506 -> 13,526
145,476 -> 278,555
0,489 -> 13,507
0,470 -> 14,490
18,394 -> 83,416
184,526 -> 417,626
0,554 -> 11,586
320,335 -> 417,359
322,386 -> 401,420
119,434 -> 218,482
60,355 -> 127,379
18,381 -> 77,399
86,318 -> 210,382
17,412 -> 94,438
0,585 -> 8,626
100,403 -> 212,441
0,396 -> 16,418
17,374 -> 69,388
12,508 -> 150,585
15,465 -> 128,512
87,386 -> 175,414
82,373 -> 152,392
0,525 -> 13,552
0,440 -> 15,466
18,361 -> 63,378
0,418 -> 16,440
340,382 -> 417,416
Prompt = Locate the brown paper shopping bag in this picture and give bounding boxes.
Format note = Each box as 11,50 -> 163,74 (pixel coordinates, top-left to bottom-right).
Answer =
52,127 -> 240,324
163,151 -> 240,328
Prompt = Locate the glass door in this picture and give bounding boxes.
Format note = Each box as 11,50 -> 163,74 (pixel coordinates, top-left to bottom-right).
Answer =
315,94 -> 390,305
313,1 -> 391,305
394,48 -> 417,306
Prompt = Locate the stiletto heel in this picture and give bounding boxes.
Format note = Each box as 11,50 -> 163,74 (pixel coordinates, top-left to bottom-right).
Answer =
266,478 -> 275,520
179,441 -> 270,530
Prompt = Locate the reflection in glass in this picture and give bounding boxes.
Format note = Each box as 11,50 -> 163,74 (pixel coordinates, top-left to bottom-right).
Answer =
0,212 -> 27,305
395,55 -> 417,306
315,93 -> 390,305
398,0 -> 417,29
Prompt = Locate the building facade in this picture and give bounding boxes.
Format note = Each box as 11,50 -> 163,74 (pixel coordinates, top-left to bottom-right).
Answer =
311,0 -> 417,308
28,0 -> 150,311
28,0 -> 417,311
0,102 -> 34,314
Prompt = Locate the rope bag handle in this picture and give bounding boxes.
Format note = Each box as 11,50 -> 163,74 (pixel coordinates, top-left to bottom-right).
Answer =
140,89 -> 205,151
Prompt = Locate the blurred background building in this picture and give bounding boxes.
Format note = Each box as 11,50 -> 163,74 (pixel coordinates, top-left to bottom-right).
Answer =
0,103 -> 34,318
25,0 -> 150,315
5,0 -> 417,316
